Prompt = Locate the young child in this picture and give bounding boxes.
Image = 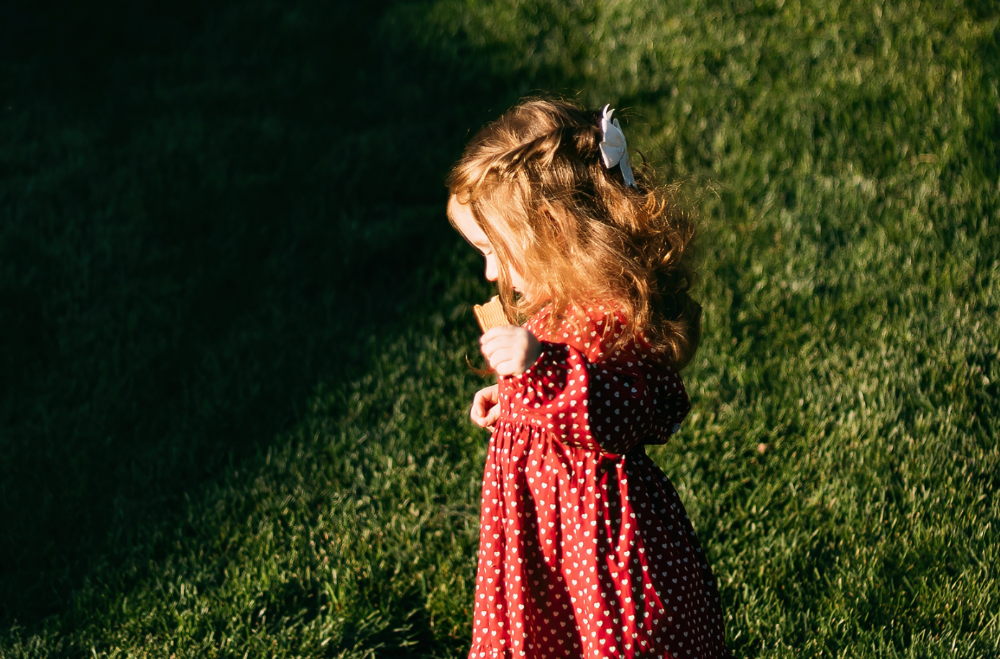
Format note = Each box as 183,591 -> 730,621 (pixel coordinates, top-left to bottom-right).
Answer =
447,99 -> 732,659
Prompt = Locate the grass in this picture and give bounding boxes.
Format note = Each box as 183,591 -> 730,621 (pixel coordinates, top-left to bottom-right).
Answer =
0,0 -> 997,656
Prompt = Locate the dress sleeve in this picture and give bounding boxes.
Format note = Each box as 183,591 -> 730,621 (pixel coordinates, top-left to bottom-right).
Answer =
499,337 -> 690,455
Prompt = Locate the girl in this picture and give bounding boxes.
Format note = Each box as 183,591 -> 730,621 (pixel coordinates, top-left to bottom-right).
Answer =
447,98 -> 732,659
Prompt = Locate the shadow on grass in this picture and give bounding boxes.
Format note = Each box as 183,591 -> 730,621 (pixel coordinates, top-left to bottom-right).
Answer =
0,0 -> 558,631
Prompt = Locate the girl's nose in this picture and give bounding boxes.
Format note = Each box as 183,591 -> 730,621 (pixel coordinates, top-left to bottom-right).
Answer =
485,255 -> 498,282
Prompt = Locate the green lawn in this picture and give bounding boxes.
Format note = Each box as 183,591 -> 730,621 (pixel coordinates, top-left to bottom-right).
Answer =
1,0 -> 997,656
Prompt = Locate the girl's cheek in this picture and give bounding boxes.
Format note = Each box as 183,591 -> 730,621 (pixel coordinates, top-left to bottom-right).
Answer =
510,269 -> 526,293
485,257 -> 499,282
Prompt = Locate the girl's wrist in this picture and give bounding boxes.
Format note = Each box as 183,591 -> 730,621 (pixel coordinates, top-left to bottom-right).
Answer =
510,341 -> 549,380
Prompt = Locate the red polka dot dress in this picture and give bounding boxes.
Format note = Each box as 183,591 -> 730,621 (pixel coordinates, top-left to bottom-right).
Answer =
468,305 -> 732,659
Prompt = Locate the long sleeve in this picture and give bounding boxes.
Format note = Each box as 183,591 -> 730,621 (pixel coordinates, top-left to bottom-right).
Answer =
497,311 -> 690,454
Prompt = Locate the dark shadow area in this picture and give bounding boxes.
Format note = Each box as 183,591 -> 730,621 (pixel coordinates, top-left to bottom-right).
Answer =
0,0 -> 553,628
966,0 -> 1000,186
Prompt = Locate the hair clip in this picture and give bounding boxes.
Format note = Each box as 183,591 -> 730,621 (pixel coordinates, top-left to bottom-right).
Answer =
598,104 -> 637,188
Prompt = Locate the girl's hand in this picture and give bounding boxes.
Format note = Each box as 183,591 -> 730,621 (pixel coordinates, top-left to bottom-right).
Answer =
480,326 -> 542,376
471,384 -> 500,431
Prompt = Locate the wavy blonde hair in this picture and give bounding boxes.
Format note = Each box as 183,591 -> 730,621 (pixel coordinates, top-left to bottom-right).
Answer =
447,98 -> 701,369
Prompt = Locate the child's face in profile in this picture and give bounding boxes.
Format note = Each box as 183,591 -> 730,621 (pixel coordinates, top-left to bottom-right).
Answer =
448,195 -> 527,296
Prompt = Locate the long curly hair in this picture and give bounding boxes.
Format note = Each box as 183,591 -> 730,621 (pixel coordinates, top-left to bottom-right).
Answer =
446,97 -> 702,370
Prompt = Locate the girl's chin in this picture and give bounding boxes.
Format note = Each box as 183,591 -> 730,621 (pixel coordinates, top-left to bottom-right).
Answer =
509,286 -> 539,305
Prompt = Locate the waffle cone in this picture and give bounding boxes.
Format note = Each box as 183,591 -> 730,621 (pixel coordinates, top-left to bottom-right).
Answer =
473,295 -> 511,333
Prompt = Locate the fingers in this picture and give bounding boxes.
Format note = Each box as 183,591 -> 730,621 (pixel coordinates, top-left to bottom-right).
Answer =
480,384 -> 499,404
491,356 -> 526,376
483,343 -> 540,375
485,350 -> 521,375
470,385 -> 500,428
480,326 -> 527,357
480,327 -> 539,374
480,325 -> 521,344
471,397 -> 486,422
474,402 -> 501,431
484,404 -> 501,427
471,402 -> 500,429
471,394 -> 489,425
470,403 -> 488,427
484,347 -> 515,369
473,385 -> 498,409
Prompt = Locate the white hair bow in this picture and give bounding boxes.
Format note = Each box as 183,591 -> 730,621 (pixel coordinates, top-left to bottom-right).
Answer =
598,104 -> 636,188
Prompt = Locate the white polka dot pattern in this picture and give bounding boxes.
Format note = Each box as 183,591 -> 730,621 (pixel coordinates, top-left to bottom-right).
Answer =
468,305 -> 732,659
